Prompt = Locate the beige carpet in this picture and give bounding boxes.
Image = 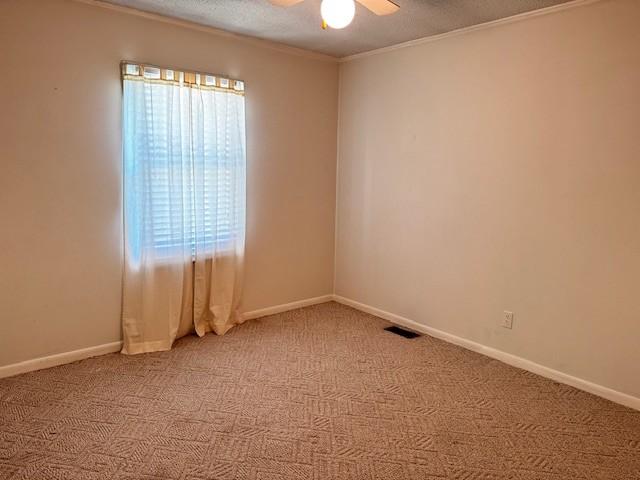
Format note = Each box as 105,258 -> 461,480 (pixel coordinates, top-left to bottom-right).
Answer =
1,302 -> 638,479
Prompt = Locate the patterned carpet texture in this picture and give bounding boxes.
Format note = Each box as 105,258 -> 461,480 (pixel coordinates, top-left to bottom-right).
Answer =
1,302 -> 639,479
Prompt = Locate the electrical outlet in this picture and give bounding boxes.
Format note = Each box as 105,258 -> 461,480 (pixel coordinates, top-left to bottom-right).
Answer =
502,311 -> 514,329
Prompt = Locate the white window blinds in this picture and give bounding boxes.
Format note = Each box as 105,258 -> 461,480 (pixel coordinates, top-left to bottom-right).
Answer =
122,63 -> 246,263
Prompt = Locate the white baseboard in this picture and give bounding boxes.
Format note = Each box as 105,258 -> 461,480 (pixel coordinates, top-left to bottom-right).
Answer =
333,295 -> 640,411
0,341 -> 123,379
6,294 -> 635,412
242,294 -> 334,321
0,295 -> 333,379
0,295 -> 335,379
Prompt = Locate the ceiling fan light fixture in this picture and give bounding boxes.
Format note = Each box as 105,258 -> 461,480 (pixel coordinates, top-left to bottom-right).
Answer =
320,0 -> 356,29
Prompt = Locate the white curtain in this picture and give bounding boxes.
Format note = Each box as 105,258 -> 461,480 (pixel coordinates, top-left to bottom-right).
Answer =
121,66 -> 246,355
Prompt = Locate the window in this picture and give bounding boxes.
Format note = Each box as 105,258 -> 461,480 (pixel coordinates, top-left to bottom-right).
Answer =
122,63 -> 246,262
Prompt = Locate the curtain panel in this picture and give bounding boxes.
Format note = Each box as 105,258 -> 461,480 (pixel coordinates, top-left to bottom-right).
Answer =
121,62 -> 246,355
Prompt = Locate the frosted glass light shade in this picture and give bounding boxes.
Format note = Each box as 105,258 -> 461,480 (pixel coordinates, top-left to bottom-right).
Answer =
321,0 -> 356,29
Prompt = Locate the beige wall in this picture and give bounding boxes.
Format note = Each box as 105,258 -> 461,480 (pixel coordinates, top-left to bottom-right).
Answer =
336,0 -> 640,397
0,0 -> 338,366
2,0 -> 638,401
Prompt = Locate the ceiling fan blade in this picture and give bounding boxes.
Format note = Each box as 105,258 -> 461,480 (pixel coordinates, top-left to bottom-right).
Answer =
356,0 -> 400,15
268,0 -> 305,6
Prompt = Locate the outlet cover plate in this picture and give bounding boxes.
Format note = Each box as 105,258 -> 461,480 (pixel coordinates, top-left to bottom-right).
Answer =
502,311 -> 514,329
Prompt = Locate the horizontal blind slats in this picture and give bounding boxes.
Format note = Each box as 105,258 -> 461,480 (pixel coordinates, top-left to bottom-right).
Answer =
123,75 -> 245,259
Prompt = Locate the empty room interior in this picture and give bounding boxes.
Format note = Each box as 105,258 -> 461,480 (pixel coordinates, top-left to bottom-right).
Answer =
1,0 -> 640,478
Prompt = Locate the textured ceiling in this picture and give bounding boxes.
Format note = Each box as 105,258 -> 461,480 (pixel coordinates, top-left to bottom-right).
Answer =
102,0 -> 575,58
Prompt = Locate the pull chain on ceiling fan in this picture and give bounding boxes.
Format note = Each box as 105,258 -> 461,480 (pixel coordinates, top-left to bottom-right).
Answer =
268,0 -> 400,29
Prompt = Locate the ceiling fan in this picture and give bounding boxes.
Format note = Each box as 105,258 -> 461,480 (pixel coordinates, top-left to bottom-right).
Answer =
269,0 -> 400,30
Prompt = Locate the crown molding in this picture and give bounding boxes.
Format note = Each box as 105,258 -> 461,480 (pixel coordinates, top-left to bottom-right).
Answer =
340,0 -> 606,63
70,0 -> 339,63
71,0 -> 606,64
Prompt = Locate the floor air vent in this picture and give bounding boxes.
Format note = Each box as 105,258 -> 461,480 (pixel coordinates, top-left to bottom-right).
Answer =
384,326 -> 421,339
